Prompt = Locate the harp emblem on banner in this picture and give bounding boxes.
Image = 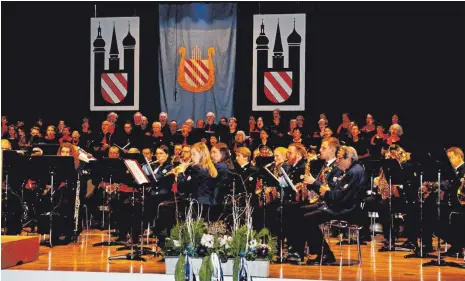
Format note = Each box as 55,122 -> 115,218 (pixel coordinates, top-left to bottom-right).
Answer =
177,46 -> 216,93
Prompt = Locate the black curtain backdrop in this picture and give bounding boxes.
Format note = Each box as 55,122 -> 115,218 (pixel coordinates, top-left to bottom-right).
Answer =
2,2 -> 465,153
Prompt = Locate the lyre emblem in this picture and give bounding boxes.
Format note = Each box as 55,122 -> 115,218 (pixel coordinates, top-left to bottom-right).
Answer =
177,46 -> 216,93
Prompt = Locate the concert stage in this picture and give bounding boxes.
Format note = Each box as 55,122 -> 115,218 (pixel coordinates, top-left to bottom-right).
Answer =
2,230 -> 464,281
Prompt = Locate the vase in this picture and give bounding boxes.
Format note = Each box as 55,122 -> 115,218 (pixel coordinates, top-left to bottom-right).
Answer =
164,256 -> 270,277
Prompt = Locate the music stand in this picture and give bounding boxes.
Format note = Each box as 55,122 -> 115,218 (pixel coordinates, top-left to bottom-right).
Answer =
91,158 -> 127,247
378,158 -> 410,252
109,154 -> 154,261
28,156 -> 75,247
421,153 -> 465,269
2,151 -> 25,234
114,154 -> 154,255
34,143 -> 60,156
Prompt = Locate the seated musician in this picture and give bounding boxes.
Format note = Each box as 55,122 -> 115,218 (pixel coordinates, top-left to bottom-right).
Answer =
104,146 -> 141,243
303,146 -> 367,265
144,145 -> 175,241
175,142 -> 219,221
285,138 -> 344,263
440,147 -> 465,257
375,145 -> 418,250
210,143 -> 235,211
234,146 -> 258,194
253,147 -> 288,233
170,144 -> 182,167
37,143 -> 79,244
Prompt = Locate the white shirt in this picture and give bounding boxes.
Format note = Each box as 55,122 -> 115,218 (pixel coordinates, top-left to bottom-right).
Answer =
326,158 -> 336,167
240,162 -> 249,169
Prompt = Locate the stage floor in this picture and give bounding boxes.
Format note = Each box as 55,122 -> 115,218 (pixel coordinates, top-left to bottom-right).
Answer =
4,229 -> 465,280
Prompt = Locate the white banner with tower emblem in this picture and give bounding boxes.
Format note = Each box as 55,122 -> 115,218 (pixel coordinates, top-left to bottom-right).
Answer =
90,17 -> 139,111
252,14 -> 305,111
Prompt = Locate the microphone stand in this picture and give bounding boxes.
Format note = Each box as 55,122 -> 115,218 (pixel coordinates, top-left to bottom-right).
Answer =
422,170 -> 465,269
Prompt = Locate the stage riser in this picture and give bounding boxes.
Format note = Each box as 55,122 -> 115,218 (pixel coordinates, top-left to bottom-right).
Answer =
1,236 -> 40,269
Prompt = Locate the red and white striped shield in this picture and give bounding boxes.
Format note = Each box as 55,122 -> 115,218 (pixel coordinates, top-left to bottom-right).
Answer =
264,71 -> 293,104
101,73 -> 128,104
184,59 -> 210,88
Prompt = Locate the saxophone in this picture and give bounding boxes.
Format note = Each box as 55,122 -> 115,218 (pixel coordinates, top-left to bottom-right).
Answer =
308,164 -> 333,205
374,168 -> 390,200
74,176 -> 81,239
295,154 -> 318,202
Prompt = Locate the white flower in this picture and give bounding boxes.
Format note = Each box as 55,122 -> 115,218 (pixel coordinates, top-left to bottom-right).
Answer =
249,239 -> 258,250
220,235 -> 233,249
173,240 -> 181,247
201,234 -> 215,248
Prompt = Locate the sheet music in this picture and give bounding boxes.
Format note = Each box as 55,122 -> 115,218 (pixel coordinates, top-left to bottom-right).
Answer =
78,148 -> 97,163
124,159 -> 150,185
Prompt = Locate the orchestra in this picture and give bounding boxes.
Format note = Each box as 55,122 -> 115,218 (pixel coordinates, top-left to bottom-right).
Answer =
1,110 -> 464,264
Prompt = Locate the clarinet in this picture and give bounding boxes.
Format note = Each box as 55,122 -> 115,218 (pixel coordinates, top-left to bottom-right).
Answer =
73,174 -> 81,240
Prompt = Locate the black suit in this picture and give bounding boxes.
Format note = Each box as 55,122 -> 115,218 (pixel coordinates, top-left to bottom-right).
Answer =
302,162 -> 367,256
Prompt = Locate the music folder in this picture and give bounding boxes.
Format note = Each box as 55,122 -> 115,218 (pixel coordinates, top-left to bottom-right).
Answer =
123,159 -> 150,185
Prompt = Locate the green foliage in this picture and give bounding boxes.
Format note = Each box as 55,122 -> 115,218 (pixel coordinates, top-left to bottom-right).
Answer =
198,255 -> 214,281
256,227 -> 278,261
232,256 -> 240,281
174,255 -> 186,281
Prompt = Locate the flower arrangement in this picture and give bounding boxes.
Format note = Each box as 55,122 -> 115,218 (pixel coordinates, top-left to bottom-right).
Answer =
164,197 -> 277,281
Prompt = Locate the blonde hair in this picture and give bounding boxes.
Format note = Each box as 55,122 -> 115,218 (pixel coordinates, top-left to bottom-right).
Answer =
387,145 -> 411,163
192,142 -> 218,178
447,147 -> 464,160
274,147 -> 289,158
236,146 -> 251,159
389,124 -> 403,136
1,139 -> 12,150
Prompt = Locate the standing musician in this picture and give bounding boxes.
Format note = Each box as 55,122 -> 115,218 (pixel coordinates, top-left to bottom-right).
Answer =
285,138 -> 343,263
303,146 -> 367,265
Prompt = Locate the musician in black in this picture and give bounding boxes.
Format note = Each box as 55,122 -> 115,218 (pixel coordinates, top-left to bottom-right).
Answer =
144,145 -> 175,241
210,143 -> 234,206
176,142 -> 219,221
442,147 -> 465,257
374,145 -> 419,250
234,146 -> 258,194
285,138 -> 343,263
304,146 -> 367,265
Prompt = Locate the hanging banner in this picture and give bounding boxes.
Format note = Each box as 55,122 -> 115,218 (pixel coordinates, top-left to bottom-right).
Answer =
90,17 -> 140,111
252,14 -> 306,111
158,3 -> 236,123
